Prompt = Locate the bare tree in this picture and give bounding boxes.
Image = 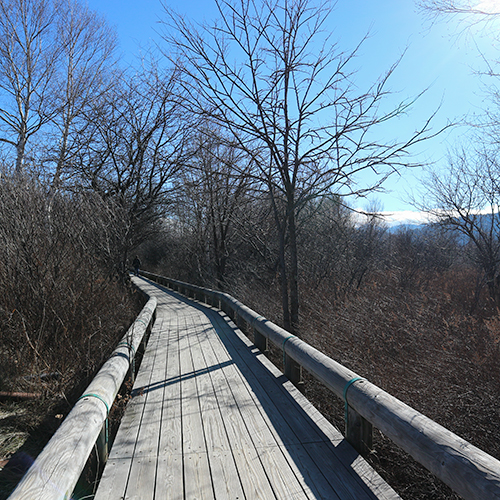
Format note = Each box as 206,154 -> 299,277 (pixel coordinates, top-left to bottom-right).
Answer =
420,147 -> 500,305
417,0 -> 500,306
0,176 -> 139,394
164,0 -> 440,332
74,61 -> 191,272
417,0 -> 500,55
298,197 -> 355,293
417,0 -> 500,20
49,0 -> 118,190
175,126 -> 256,289
0,0 -> 61,174
0,0 -> 117,181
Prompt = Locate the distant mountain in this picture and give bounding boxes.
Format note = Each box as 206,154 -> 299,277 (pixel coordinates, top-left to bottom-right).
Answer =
386,222 -> 427,233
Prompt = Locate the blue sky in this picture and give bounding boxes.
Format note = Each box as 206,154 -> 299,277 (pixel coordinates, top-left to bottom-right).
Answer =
86,0 -> 499,221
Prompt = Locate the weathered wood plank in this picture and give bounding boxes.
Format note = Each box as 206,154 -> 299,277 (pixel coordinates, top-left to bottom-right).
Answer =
94,318 -> 164,500
183,452 -> 215,500
124,317 -> 171,500
256,445 -> 310,499
187,309 -> 263,499
208,338 -> 284,450
208,450 -> 246,500
211,312 -> 322,446
198,326 -> 258,452
197,314 -> 319,500
178,313 -> 214,500
93,280 -> 402,500
187,306 -> 286,499
279,443 -> 344,500
155,314 -> 183,500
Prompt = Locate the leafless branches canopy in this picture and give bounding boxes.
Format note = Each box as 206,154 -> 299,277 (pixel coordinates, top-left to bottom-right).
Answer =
0,0 -> 60,174
163,0 -> 438,331
73,60 -> 191,266
420,147 -> 500,305
418,0 -> 500,17
417,0 -> 500,41
0,0 -> 119,180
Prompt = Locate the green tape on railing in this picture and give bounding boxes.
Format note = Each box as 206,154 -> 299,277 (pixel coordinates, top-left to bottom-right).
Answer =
343,377 -> 365,427
116,341 -> 136,360
78,392 -> 110,415
78,393 -> 110,445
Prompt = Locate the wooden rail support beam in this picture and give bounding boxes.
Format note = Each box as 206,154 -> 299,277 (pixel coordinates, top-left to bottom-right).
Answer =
346,405 -> 373,457
254,328 -> 268,353
284,352 -> 303,389
96,422 -> 108,465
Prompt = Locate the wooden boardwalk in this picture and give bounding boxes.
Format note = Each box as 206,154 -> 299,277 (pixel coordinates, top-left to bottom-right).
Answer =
94,277 -> 400,500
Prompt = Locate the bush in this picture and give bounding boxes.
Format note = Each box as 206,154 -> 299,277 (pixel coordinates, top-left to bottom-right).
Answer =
0,178 -> 141,400
226,263 -> 500,500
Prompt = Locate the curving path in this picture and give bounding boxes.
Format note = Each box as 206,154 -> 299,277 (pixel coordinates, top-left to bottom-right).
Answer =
94,276 -> 400,500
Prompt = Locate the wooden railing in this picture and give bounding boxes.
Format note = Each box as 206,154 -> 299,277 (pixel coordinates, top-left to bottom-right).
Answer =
8,295 -> 157,500
141,270 -> 500,500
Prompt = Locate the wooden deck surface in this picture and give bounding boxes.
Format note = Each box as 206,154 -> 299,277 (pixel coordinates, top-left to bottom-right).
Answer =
94,277 -> 400,500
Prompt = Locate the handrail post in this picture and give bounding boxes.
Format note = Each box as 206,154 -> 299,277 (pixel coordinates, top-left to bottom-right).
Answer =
234,311 -> 243,331
254,328 -> 268,353
284,352 -> 303,388
96,422 -> 109,465
346,405 -> 373,456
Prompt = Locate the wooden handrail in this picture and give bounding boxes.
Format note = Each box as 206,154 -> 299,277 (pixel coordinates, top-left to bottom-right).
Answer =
141,270 -> 500,500
8,296 -> 157,500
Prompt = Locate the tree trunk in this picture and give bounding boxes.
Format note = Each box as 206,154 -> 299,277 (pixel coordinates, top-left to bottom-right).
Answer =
288,198 -> 299,334
15,133 -> 27,176
270,186 -> 291,331
52,120 -> 70,191
278,228 -> 291,331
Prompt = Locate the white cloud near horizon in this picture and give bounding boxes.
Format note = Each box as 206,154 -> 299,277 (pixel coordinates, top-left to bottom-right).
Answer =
355,206 -> 500,227
380,210 -> 433,226
354,209 -> 433,227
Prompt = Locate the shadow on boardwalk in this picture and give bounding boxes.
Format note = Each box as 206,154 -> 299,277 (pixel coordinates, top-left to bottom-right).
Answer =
129,277 -> 397,500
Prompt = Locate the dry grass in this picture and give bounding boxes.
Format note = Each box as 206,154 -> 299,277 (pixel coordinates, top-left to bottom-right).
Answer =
0,397 -> 71,499
233,266 -> 500,500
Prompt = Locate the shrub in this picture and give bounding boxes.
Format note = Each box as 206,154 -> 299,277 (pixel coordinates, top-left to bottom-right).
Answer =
0,178 -> 141,400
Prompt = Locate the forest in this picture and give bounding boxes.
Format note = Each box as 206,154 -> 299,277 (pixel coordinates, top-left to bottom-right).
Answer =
1,0 -> 500,499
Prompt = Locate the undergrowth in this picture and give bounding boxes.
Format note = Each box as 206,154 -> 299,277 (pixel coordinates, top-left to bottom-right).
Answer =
0,178 -> 144,498
232,266 -> 500,500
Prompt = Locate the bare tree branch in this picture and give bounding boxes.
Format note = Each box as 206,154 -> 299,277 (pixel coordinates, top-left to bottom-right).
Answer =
162,0 -> 442,331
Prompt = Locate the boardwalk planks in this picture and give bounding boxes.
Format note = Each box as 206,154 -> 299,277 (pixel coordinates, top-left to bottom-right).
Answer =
94,277 -> 400,500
